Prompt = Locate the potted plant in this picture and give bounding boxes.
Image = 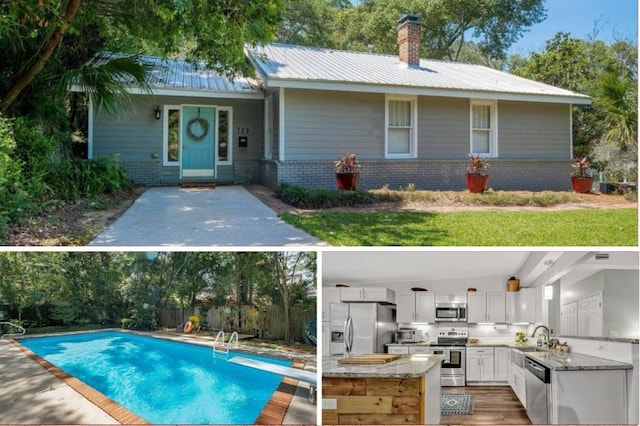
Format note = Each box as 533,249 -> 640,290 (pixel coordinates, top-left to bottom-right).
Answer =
466,153 -> 490,193
335,153 -> 360,190
571,156 -> 593,193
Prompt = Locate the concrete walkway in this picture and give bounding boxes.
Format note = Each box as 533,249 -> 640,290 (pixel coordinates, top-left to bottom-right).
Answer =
0,340 -> 117,424
90,186 -> 324,246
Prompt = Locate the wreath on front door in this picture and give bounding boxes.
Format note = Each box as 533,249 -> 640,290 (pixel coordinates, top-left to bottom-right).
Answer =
186,116 -> 209,141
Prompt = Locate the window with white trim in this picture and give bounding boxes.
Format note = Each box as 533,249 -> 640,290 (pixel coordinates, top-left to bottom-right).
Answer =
163,105 -> 180,166
470,100 -> 497,156
217,107 -> 232,164
386,95 -> 417,158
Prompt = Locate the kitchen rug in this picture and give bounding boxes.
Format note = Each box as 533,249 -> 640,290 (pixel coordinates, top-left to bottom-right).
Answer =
441,393 -> 473,415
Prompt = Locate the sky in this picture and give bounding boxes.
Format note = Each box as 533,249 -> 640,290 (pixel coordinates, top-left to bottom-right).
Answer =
509,0 -> 638,55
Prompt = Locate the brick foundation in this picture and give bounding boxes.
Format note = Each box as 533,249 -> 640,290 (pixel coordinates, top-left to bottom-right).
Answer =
260,159 -> 574,191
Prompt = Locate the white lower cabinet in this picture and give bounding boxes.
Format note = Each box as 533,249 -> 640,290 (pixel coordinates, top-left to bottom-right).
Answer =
494,347 -> 509,382
466,347 -> 495,382
387,345 -> 409,355
511,365 -> 526,408
551,369 -> 627,424
408,346 -> 431,354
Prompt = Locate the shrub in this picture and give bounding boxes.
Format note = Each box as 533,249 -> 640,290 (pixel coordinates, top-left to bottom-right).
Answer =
0,116 -> 30,239
51,305 -> 82,325
48,156 -> 132,200
277,182 -> 404,208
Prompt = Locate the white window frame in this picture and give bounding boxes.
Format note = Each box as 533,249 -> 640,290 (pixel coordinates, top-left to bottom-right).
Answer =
163,104 -> 181,166
385,94 -> 418,159
470,100 -> 498,157
216,106 -> 233,165
264,94 -> 273,159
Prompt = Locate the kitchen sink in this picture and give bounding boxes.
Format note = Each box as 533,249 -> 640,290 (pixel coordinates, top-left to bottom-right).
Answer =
515,346 -> 548,352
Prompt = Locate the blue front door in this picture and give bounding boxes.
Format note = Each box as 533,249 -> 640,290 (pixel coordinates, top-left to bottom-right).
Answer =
181,106 -> 216,178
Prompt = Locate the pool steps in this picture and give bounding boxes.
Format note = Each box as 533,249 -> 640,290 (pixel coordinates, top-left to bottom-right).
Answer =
0,321 -> 25,339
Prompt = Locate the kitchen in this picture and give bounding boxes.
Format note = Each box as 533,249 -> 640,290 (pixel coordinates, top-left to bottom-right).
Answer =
321,250 -> 639,425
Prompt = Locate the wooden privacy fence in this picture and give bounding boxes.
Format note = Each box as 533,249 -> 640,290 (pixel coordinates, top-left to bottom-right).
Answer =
158,305 -> 314,342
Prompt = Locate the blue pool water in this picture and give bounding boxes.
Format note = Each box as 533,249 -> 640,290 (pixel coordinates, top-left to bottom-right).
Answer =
20,331 -> 292,424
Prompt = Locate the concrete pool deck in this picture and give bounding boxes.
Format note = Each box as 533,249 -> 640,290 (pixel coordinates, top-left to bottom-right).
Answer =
1,331 -> 317,425
0,339 -> 118,424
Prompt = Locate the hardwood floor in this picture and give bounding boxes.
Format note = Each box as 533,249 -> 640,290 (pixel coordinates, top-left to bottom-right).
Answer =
440,386 -> 531,425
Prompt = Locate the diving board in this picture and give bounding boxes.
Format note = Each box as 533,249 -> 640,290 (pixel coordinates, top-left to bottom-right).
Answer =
228,356 -> 317,385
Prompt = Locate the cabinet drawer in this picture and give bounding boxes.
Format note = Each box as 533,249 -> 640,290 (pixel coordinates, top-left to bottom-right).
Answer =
387,346 -> 409,355
408,346 -> 431,354
467,347 -> 495,355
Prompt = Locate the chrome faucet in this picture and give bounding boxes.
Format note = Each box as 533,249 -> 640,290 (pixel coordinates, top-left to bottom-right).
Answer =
531,325 -> 551,347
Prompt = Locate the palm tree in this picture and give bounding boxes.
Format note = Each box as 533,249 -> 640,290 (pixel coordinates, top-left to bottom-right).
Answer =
595,72 -> 638,183
59,53 -> 151,116
596,72 -> 638,153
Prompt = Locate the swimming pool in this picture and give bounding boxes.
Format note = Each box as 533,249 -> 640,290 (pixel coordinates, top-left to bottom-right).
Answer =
19,331 -> 292,424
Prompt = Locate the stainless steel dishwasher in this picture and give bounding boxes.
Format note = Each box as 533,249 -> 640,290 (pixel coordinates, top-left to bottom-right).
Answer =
524,357 -> 551,424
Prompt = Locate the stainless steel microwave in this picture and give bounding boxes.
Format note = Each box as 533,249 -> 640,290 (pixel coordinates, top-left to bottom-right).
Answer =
435,303 -> 467,322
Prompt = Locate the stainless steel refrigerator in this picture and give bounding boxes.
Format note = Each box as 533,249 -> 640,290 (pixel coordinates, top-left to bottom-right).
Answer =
329,302 -> 396,356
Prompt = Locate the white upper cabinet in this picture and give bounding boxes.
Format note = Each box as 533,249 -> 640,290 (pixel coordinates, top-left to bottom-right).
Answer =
340,287 -> 396,304
487,292 -> 506,323
468,291 -> 505,323
435,292 -> 467,304
396,293 -> 416,323
322,287 -> 342,321
519,288 -> 536,323
416,292 -> 435,323
506,288 -> 536,323
467,292 -> 487,323
396,292 -> 435,323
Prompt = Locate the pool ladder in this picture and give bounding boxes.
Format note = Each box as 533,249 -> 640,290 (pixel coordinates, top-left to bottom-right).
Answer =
0,321 -> 26,339
212,331 -> 239,360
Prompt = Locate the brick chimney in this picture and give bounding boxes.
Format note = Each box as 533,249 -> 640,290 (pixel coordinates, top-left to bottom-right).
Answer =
397,14 -> 422,67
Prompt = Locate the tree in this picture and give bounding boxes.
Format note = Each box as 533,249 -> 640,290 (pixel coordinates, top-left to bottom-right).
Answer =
333,0 -> 546,61
276,0 -> 338,47
0,0 -> 284,113
267,252 -> 316,342
510,33 -> 638,158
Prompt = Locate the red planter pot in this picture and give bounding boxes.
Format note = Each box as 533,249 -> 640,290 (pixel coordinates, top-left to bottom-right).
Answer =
466,173 -> 489,193
336,172 -> 359,191
571,176 -> 593,193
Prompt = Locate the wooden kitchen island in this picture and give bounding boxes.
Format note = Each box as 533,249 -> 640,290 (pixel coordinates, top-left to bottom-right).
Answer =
322,354 -> 445,425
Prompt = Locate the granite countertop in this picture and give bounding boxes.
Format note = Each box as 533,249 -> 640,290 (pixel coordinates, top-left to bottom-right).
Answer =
525,351 -> 633,371
323,354 -> 446,378
560,335 -> 639,344
387,341 -> 539,349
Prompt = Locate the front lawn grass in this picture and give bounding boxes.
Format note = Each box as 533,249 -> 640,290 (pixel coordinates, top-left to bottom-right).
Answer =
281,208 -> 637,246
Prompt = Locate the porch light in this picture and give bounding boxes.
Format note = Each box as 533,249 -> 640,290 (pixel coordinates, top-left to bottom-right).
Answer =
155,105 -> 161,120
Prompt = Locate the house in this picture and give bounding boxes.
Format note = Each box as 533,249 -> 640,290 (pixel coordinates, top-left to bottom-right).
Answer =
86,14 -> 591,190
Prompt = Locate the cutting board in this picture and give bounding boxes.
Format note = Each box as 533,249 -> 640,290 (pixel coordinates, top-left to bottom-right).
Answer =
337,354 -> 401,365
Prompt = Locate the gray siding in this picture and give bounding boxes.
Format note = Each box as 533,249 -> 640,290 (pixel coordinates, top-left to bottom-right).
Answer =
418,96 -> 469,158
93,94 -> 263,184
284,88 -> 385,160
498,101 -> 570,159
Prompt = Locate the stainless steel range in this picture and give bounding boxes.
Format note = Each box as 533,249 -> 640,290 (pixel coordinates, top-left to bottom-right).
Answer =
429,330 -> 467,386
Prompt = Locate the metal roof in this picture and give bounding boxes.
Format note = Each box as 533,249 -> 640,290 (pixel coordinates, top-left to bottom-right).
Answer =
247,43 -> 591,103
87,52 -> 261,94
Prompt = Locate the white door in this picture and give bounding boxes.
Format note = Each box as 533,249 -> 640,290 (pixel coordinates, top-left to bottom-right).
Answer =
561,301 -> 578,335
578,292 -> 603,337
